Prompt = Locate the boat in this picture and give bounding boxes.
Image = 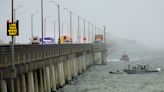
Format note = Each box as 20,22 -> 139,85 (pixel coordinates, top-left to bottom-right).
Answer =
120,54 -> 129,61
123,65 -> 160,74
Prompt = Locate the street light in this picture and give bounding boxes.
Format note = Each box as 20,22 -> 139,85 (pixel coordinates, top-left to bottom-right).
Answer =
87,21 -> 90,43
63,8 -> 73,43
44,15 -> 51,37
61,21 -> 68,35
92,24 -> 94,43
31,11 -> 39,40
41,0 -> 44,45
13,5 -> 24,43
14,5 -> 24,22
83,19 -> 86,43
49,1 -> 61,44
77,16 -> 80,43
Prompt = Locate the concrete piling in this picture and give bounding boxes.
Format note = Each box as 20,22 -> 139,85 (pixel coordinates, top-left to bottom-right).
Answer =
57,62 -> 65,87
20,74 -> 26,92
14,77 -> 20,92
7,79 -> 14,92
50,65 -> 56,91
27,72 -> 35,92
43,68 -> 48,92
54,65 -> 59,88
34,71 -> 39,92
38,69 -> 44,92
101,52 -> 107,65
67,59 -> 72,81
0,80 -> 7,92
45,67 -> 51,92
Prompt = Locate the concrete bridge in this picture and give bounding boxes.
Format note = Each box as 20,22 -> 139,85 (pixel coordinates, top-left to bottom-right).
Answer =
0,44 -> 107,92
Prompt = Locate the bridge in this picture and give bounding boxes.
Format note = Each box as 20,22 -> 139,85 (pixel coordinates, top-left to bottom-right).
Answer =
0,44 -> 107,92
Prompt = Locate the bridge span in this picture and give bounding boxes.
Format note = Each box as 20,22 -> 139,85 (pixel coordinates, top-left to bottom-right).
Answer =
0,44 -> 107,92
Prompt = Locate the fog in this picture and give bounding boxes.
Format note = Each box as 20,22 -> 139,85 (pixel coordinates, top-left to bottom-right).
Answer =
0,0 -> 164,49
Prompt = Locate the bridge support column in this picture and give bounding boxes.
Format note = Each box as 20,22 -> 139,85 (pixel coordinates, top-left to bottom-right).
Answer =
70,58 -> 73,78
67,59 -> 72,81
72,58 -> 76,77
14,77 -> 20,92
0,80 -> 7,92
63,61 -> 67,82
54,65 -> 59,88
57,62 -> 65,87
50,65 -> 56,91
7,79 -> 14,92
82,53 -> 87,71
86,54 -> 90,67
78,56 -> 82,74
101,51 -> 107,65
43,68 -> 48,92
27,72 -> 35,92
34,71 -> 39,92
63,60 -> 71,82
38,69 -> 43,92
45,67 -> 51,92
73,57 -> 78,77
20,74 -> 26,92
90,53 -> 94,64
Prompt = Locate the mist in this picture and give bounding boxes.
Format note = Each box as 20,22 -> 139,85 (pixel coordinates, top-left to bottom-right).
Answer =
0,0 -> 164,49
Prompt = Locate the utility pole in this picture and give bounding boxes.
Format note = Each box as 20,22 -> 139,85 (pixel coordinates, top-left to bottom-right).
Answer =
54,20 -> 56,42
83,19 -> 86,43
88,22 -> 90,43
31,11 -> 39,40
11,0 -> 15,69
77,16 -> 80,43
57,4 -> 61,44
70,11 -> 72,43
41,0 -> 44,45
92,24 -> 94,43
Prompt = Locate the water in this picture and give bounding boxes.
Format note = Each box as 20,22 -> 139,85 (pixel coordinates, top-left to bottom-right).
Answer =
58,49 -> 164,92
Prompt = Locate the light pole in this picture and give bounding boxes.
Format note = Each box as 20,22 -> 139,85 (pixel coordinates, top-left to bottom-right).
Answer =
88,21 -> 90,43
77,16 -> 80,43
49,1 -> 61,44
31,11 -> 39,40
41,0 -> 44,45
13,5 -> 23,43
92,24 -> 94,43
54,20 -> 56,43
63,8 -> 73,43
14,5 -> 24,22
44,15 -> 51,37
83,19 -> 86,43
61,21 -> 68,36
11,0 -> 14,69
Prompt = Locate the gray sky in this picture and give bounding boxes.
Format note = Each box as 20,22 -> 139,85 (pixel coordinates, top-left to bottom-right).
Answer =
0,0 -> 164,49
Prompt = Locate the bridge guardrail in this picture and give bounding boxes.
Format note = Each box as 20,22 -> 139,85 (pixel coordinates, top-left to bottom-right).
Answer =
0,44 -> 92,68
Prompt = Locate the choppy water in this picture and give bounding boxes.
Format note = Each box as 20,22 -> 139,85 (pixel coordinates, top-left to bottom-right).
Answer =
58,49 -> 164,92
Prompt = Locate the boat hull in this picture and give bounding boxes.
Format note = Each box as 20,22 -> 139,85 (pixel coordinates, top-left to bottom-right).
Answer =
123,70 -> 158,74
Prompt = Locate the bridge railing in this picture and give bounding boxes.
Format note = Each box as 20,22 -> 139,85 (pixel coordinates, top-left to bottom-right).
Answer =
0,44 -> 92,68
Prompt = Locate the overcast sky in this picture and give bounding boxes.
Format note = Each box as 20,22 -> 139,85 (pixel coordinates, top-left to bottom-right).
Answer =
0,0 -> 164,49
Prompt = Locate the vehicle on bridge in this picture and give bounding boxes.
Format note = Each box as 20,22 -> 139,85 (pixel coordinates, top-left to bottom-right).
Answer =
31,36 -> 55,44
31,36 -> 40,44
40,37 -> 55,44
60,35 -> 72,44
